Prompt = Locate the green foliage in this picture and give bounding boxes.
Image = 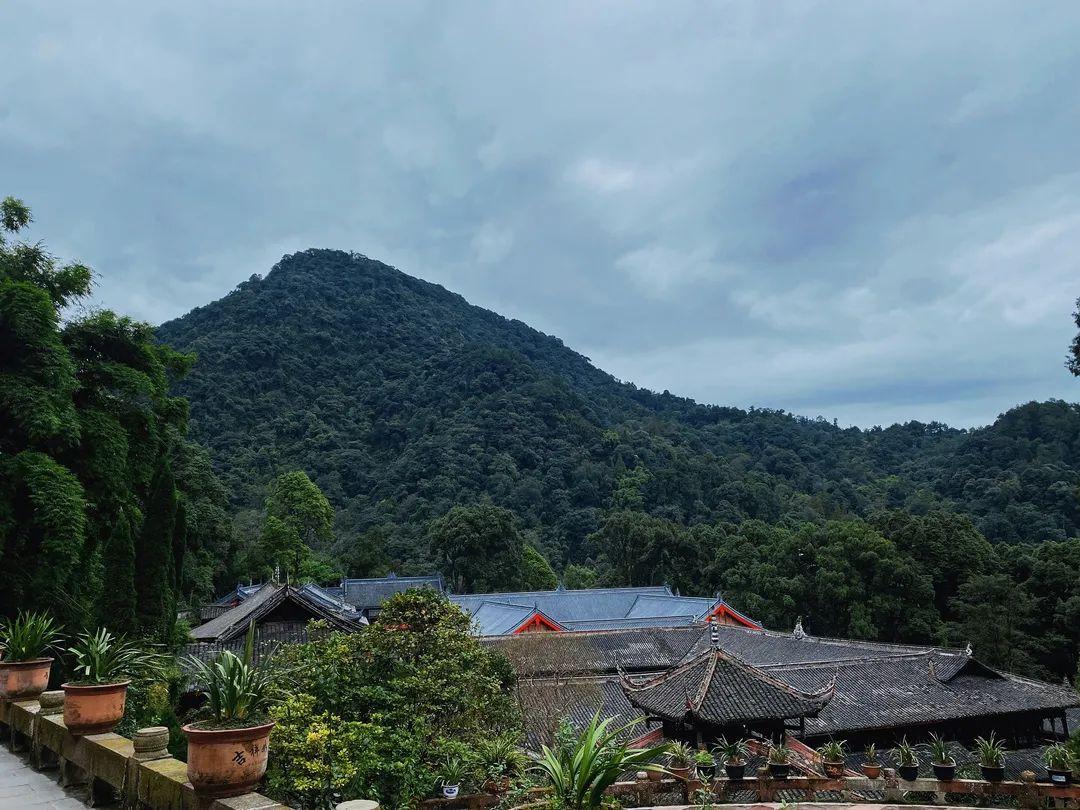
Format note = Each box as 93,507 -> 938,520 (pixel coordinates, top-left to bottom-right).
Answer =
521,544 -> 558,590
1045,742 -> 1073,771
1068,297 -> 1080,377
927,734 -> 954,766
973,733 -> 1006,767
0,195 -> 233,631
68,628 -> 167,685
428,504 -> 526,593
100,514 -> 138,635
0,610 -> 62,661
817,740 -> 847,763
267,470 -> 334,548
186,623 -> 274,725
530,712 -> 668,810
135,463 -> 179,640
246,471 -> 335,582
266,591 -> 519,808
893,737 -> 919,767
712,737 -> 749,765
563,564 -> 598,590
158,251 -> 1080,562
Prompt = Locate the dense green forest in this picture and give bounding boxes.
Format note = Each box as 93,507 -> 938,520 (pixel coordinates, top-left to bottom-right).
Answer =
4,206 -> 1080,684
153,249 -> 1080,681
158,249 -> 1080,559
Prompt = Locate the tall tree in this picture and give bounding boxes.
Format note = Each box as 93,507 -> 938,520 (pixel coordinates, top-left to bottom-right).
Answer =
0,196 -> 91,620
99,511 -> 137,635
950,573 -> 1040,676
135,463 -> 178,639
1068,296 -> 1080,377
428,504 -> 525,593
520,544 -> 558,590
266,471 -> 333,550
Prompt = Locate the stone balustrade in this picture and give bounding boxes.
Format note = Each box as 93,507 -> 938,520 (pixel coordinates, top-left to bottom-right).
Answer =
419,770 -> 1080,810
0,693 -> 286,809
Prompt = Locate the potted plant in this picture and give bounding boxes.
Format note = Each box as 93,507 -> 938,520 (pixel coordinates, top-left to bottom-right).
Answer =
438,756 -> 466,799
0,611 -> 62,700
713,737 -> 749,781
974,732 -> 1006,782
694,749 -> 716,782
667,742 -> 694,781
478,736 -> 527,793
893,737 -> 920,781
183,623 -> 276,799
861,743 -> 882,779
818,739 -> 847,778
928,734 -> 956,781
62,628 -> 164,736
767,744 -> 792,780
1044,744 -> 1073,785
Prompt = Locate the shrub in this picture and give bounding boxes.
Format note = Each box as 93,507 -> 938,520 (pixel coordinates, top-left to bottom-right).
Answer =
264,591 -> 518,809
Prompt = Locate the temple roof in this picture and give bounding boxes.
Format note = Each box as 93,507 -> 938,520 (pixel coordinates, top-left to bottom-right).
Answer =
621,646 -> 834,726
189,582 -> 366,642
452,586 -> 759,635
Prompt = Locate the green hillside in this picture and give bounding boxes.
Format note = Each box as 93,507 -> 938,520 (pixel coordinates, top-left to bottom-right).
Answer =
158,249 -> 1080,562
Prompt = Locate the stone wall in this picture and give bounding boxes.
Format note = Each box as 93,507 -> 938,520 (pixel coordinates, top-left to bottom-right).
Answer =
0,693 -> 286,809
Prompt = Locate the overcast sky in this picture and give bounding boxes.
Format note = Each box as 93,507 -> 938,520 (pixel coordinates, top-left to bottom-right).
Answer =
4,2 -> 1080,428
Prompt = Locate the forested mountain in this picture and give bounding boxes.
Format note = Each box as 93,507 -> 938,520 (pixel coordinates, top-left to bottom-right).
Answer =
158,249 -> 1080,567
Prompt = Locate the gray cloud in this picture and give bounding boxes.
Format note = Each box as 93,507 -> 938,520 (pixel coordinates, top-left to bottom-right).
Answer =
3,1 -> 1079,427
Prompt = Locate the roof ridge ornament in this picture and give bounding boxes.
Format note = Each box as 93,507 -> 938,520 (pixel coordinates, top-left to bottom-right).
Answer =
793,616 -> 807,640
964,641 -> 973,657
709,617 -> 719,648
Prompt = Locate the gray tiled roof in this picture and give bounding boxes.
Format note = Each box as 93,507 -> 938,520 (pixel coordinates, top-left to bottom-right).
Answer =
767,653 -> 1079,737
341,573 -> 445,610
189,583 -> 365,642
514,676 -> 658,749
500,623 -> 1080,741
622,647 -> 833,726
488,625 -> 706,677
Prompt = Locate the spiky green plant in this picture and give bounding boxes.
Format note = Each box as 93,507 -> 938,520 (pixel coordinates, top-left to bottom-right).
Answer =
893,737 -> 919,767
927,734 -> 954,766
768,744 -> 791,765
68,628 -> 166,684
712,737 -> 749,765
1045,743 -> 1073,771
864,743 -> 880,765
184,621 -> 274,724
974,733 -> 1006,767
818,740 -> 847,762
1,611 -> 62,662
530,712 -> 669,809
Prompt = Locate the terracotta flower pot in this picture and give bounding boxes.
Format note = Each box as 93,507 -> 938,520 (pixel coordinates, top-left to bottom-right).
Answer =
823,760 -> 845,778
184,721 -> 274,799
61,681 -> 129,735
669,765 -> 690,781
861,763 -> 882,779
0,658 -> 53,700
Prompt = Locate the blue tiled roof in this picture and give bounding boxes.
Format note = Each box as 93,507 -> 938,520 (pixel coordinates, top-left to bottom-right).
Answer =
451,586 -> 751,635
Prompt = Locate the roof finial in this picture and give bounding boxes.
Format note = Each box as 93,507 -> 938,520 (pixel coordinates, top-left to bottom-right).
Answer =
927,656 -> 938,681
709,617 -> 719,648
273,563 -> 281,584
964,641 -> 973,657
793,616 -> 806,639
